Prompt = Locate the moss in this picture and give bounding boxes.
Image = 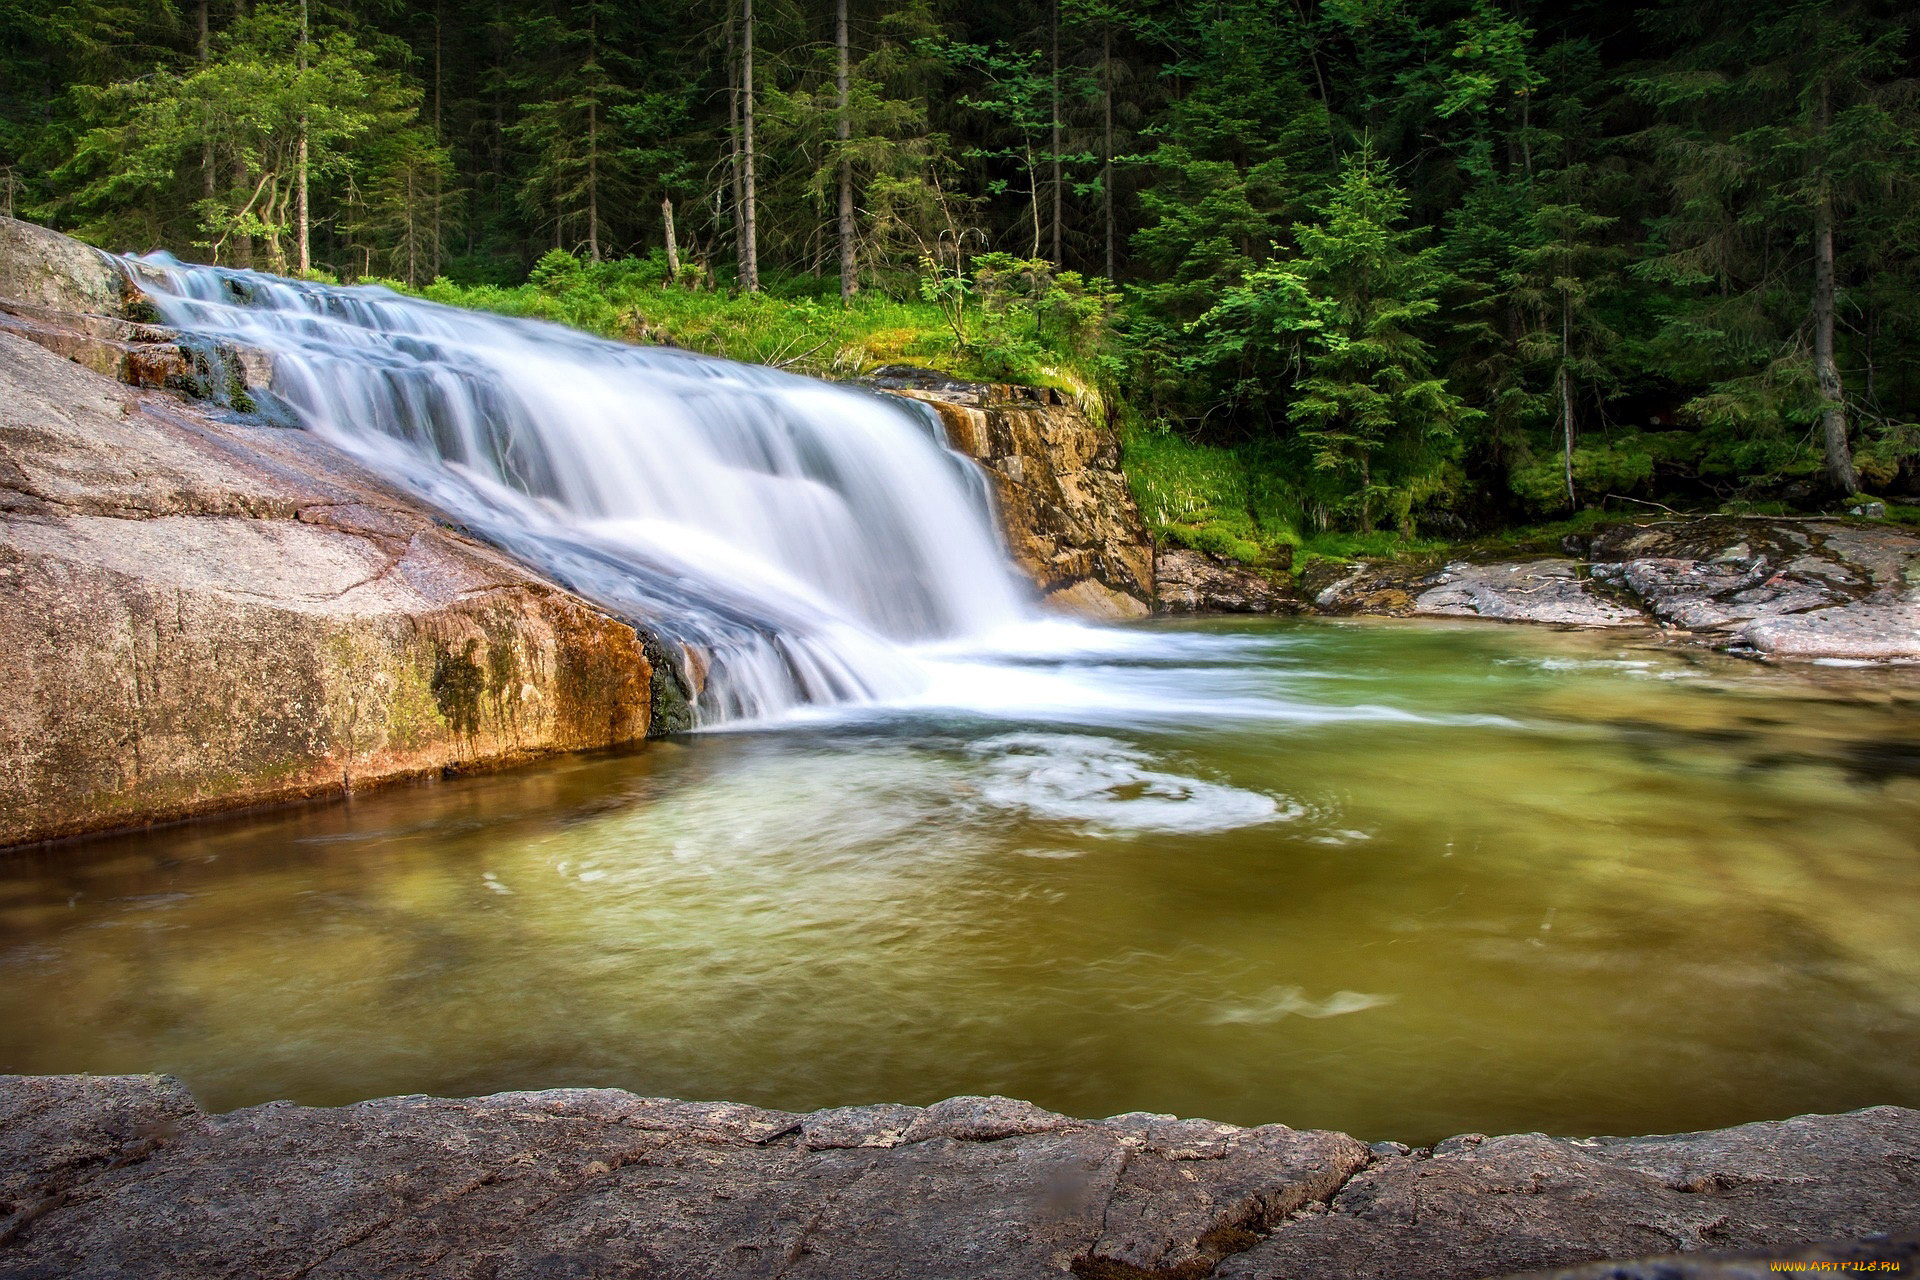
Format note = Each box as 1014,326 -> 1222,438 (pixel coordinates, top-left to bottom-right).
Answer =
430,639 -> 487,737
641,632 -> 696,735
385,658 -> 449,750
121,292 -> 161,325
224,355 -> 257,414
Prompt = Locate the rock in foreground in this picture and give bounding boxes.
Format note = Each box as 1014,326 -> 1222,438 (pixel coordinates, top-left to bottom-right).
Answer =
1,1076 -> 1914,1280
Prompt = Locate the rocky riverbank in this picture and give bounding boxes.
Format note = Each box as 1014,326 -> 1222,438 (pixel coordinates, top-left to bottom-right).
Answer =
1,1075 -> 1914,1279
1293,515 -> 1920,660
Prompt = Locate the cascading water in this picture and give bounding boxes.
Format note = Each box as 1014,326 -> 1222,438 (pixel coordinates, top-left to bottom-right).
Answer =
127,256 -> 1031,726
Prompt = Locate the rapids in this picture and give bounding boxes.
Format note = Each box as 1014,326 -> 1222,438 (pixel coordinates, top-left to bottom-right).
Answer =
130,257 -> 1030,725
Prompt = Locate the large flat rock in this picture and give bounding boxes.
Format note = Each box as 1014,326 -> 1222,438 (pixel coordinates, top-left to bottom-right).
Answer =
0,1077 -> 1913,1279
1415,560 -> 1646,627
0,329 -> 654,847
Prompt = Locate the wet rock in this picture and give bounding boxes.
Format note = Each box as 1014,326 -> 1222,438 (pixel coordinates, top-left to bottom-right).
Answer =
1415,560 -> 1647,627
1155,548 -> 1304,614
0,329 -> 655,847
1315,516 -> 1920,660
1735,603 -> 1920,660
1,1078 -> 1912,1280
1307,560 -> 1429,616
872,367 -> 1155,620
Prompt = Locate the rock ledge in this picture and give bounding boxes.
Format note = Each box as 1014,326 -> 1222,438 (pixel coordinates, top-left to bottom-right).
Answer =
1,1075 -> 1914,1280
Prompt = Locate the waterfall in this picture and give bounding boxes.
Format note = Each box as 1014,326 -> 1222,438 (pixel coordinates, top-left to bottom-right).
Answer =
127,257 -> 1032,727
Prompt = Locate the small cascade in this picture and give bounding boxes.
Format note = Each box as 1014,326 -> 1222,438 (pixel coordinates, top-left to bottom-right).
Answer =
127,257 -> 1032,727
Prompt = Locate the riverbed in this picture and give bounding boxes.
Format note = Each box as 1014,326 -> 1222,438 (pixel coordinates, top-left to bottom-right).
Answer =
3,617 -> 1917,1145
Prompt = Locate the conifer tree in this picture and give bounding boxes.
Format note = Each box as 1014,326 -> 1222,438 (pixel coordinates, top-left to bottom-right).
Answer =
1203,143 -> 1474,532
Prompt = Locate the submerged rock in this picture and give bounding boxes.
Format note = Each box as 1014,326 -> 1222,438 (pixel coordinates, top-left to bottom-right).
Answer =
0,1075 -> 1913,1280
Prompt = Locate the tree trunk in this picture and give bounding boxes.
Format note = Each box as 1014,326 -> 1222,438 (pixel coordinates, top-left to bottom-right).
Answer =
1049,0 -> 1062,266
726,7 -> 745,277
232,0 -> 253,268
1560,291 -> 1576,507
586,7 -> 601,261
199,0 -> 214,248
294,0 -> 310,276
1358,450 -> 1373,534
1102,24 -> 1114,281
740,0 -> 760,292
431,0 -> 443,278
662,196 -> 680,279
1813,79 -> 1860,495
835,0 -> 856,302
1027,148 -> 1042,259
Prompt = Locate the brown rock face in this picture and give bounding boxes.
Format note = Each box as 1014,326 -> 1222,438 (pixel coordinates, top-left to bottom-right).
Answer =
2,1076 -> 1914,1280
0,330 -> 653,847
871,367 -> 1155,620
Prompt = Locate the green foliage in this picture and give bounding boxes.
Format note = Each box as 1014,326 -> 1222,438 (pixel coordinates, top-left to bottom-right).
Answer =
1196,143 -> 1477,532
411,248 -> 1108,391
12,0 -> 1920,530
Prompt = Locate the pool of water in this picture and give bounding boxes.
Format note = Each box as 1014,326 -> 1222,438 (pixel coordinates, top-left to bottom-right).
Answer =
4,617 -> 1918,1144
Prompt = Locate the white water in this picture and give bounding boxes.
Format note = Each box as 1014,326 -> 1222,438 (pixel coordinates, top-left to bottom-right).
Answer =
129,257 -> 1029,725
127,256 -> 1490,820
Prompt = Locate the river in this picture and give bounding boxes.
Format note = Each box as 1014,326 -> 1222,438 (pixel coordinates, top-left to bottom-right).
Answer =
4,617 -> 1916,1144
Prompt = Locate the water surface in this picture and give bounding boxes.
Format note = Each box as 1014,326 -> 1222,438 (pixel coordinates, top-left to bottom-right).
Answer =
4,618 -> 1918,1143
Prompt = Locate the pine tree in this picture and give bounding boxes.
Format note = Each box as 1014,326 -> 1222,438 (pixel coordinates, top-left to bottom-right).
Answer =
509,0 -> 637,260
1632,0 -> 1919,495
1203,142 -> 1475,532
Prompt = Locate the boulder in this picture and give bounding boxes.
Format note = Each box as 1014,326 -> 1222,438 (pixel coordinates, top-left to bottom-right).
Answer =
0,216 -> 127,317
0,330 -> 654,847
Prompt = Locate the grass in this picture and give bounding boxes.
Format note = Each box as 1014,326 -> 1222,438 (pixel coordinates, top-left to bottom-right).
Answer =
1119,421 -> 1456,572
369,252 -> 1111,399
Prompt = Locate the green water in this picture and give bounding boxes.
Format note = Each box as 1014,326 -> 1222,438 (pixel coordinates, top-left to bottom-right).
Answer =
3,617 -> 1918,1144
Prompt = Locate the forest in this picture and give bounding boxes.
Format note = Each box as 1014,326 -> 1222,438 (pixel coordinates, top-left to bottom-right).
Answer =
3,0 -> 1918,557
